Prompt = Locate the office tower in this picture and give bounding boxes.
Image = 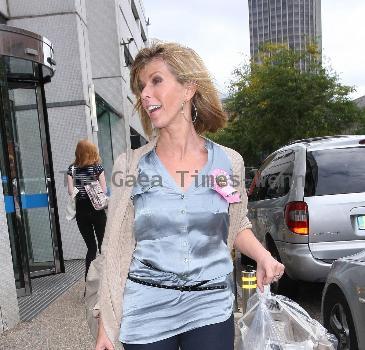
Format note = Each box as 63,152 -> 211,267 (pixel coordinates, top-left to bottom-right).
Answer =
248,0 -> 321,69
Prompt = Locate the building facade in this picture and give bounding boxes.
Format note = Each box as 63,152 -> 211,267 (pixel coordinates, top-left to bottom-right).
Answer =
248,0 -> 321,69
354,95 -> 365,109
0,0 -> 148,332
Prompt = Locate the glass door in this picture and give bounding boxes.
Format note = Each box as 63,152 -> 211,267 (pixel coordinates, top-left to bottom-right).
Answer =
0,56 -> 62,296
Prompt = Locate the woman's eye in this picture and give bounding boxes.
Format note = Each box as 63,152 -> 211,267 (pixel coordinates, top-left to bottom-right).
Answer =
152,77 -> 162,85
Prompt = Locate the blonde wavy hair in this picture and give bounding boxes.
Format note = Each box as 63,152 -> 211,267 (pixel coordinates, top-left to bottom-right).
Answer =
130,41 -> 227,139
74,139 -> 101,167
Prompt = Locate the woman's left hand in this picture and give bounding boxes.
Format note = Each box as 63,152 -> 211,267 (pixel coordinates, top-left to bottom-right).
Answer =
256,252 -> 285,292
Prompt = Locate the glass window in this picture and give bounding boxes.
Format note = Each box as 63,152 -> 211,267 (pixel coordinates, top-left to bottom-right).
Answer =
0,56 -> 61,289
0,13 -> 6,23
4,57 -> 38,82
249,151 -> 295,201
141,25 -> 147,43
305,147 -> 365,196
96,95 -> 126,190
130,127 -> 147,149
124,46 -> 134,67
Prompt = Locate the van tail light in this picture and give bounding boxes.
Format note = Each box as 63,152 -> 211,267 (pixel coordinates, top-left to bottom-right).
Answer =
285,201 -> 309,235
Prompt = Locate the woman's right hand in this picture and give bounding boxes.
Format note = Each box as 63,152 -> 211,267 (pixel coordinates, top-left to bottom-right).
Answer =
95,319 -> 114,350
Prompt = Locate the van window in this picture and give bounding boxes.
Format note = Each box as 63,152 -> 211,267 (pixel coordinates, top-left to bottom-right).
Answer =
249,151 -> 294,201
305,147 -> 365,196
248,154 -> 275,201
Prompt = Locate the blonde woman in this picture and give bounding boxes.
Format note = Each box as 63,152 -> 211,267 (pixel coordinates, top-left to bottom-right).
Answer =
67,140 -> 107,279
93,42 -> 284,350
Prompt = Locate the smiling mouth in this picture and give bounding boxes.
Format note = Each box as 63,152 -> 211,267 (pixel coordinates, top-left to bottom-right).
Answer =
147,105 -> 162,114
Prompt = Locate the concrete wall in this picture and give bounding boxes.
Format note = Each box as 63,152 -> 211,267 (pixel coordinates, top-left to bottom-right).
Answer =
7,0 -> 84,19
0,0 -> 8,17
5,0 -> 149,260
0,170 -> 20,334
85,0 -> 128,159
354,95 -> 365,109
118,0 -> 148,138
0,0 -> 150,334
86,0 -> 148,150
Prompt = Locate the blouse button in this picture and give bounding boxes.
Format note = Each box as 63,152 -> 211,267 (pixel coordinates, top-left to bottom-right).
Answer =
184,258 -> 188,263
181,194 -> 184,199
181,209 -> 185,214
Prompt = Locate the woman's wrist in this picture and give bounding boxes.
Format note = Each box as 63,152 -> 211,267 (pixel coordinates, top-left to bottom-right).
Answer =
255,249 -> 272,265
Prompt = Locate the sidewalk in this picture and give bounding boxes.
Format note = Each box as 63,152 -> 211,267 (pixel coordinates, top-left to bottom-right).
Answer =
0,280 -> 243,349
0,280 -> 94,350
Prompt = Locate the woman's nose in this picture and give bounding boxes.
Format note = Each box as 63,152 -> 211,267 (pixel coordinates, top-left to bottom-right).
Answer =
141,85 -> 151,100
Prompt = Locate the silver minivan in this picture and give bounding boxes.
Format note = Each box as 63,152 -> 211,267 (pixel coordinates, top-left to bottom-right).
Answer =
246,135 -> 365,295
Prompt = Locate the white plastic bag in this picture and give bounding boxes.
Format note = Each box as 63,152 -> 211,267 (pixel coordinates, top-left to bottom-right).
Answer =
65,186 -> 79,221
238,286 -> 338,350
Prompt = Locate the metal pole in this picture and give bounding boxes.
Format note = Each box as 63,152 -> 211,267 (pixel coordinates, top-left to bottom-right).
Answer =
241,269 -> 257,314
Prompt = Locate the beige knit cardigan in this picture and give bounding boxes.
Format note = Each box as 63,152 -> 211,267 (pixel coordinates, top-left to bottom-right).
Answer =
90,136 -> 252,349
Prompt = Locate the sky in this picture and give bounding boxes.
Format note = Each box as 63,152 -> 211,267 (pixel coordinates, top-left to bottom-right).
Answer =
143,0 -> 365,100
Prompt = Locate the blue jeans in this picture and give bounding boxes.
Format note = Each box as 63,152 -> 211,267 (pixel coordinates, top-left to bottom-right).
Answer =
122,314 -> 234,350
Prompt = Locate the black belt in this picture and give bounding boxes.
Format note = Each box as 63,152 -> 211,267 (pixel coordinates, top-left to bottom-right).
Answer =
127,274 -> 226,292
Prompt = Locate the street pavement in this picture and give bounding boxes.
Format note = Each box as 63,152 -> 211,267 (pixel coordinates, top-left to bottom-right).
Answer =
0,280 -> 243,350
0,280 -> 94,350
291,281 -> 323,322
0,278 -> 323,350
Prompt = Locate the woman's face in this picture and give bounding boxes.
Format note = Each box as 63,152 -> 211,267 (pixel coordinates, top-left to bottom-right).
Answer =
139,58 -> 192,130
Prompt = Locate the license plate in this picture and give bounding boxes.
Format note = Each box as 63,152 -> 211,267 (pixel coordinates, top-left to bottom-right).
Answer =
357,216 -> 365,230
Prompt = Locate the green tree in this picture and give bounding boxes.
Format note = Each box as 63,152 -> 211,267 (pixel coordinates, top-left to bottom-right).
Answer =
208,43 -> 365,167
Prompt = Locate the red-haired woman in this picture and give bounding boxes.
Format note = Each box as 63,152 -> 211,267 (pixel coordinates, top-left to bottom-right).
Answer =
67,139 -> 107,279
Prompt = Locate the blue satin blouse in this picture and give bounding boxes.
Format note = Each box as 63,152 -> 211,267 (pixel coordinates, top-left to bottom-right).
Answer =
119,138 -> 235,344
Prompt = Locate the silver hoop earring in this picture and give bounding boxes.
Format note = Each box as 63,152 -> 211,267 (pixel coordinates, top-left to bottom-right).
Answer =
192,102 -> 198,123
